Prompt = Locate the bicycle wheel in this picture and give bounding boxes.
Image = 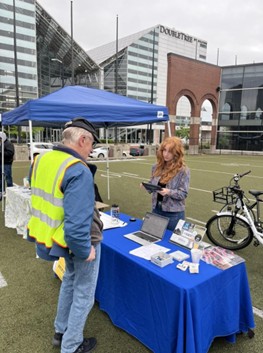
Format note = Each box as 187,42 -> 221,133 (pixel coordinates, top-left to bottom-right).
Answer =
206,214 -> 253,250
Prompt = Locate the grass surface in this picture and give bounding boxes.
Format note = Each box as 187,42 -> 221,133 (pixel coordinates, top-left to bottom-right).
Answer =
0,155 -> 263,352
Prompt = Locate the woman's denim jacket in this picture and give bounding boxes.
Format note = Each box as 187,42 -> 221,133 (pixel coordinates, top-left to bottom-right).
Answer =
150,165 -> 190,212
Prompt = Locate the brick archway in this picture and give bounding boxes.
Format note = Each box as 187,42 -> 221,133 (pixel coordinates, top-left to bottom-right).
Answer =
166,53 -> 221,154
174,89 -> 198,115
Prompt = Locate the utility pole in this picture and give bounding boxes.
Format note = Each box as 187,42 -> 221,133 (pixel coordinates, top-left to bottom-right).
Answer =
13,0 -> 21,142
115,14 -> 119,94
114,15 -> 119,144
148,28 -> 156,143
71,1 -> 74,85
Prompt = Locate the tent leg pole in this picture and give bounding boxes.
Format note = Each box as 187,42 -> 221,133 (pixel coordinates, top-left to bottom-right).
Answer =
167,121 -> 172,137
29,120 -> 33,162
106,128 -> 110,200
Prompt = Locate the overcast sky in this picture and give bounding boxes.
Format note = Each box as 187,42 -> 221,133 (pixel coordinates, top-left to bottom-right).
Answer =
37,0 -> 262,67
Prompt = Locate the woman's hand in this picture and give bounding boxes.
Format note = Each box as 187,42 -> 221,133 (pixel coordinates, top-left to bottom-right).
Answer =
140,183 -> 147,191
158,188 -> 170,196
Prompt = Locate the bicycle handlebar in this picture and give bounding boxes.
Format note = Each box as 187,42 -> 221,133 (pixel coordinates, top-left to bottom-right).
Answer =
233,170 -> 251,181
239,170 -> 251,178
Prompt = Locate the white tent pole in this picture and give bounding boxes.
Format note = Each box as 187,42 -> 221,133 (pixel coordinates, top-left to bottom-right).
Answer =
106,128 -> 110,200
167,121 -> 172,137
29,120 -> 33,162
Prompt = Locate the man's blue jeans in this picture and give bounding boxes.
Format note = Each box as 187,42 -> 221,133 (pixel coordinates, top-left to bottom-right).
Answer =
54,243 -> 101,353
0,164 -> 13,192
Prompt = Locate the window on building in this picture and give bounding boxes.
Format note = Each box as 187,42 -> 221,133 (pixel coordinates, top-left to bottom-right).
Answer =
240,105 -> 248,120
255,108 -> 262,119
221,103 -> 231,120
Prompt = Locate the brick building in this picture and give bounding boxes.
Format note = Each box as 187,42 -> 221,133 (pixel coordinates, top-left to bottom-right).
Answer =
166,53 -> 221,153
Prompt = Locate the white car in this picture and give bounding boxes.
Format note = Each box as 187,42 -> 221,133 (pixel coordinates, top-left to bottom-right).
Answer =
28,142 -> 54,160
122,150 -> 129,157
89,146 -> 109,159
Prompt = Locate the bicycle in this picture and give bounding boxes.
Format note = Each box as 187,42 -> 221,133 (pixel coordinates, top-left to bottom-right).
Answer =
206,170 -> 263,250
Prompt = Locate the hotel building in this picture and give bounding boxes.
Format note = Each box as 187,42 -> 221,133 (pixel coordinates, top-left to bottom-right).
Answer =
87,24 -> 208,142
87,24 -> 207,106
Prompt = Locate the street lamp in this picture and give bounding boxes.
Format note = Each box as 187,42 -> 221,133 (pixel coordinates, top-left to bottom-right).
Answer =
51,58 -> 65,87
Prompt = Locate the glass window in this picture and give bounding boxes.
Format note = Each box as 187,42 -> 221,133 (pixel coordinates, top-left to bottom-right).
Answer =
221,67 -> 244,89
243,65 -> 263,89
220,103 -> 231,121
255,108 -> 262,119
241,89 -> 259,113
240,105 -> 248,120
200,42 -> 207,48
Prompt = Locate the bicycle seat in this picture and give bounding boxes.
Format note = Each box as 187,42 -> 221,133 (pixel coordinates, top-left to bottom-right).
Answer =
249,190 -> 263,197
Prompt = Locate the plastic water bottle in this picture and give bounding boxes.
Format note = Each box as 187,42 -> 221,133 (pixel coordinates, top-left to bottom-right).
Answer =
23,176 -> 30,188
111,204 -> 120,224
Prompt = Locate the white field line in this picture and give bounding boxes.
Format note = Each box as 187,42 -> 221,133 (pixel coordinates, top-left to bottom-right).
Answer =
253,306 -> 263,319
186,217 -> 206,225
0,272 -> 7,288
88,158 -> 145,163
189,168 -> 263,180
186,158 -> 263,170
122,172 -> 139,176
97,169 -> 144,180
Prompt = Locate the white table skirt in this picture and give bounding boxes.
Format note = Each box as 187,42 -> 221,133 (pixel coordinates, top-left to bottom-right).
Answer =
5,186 -> 31,239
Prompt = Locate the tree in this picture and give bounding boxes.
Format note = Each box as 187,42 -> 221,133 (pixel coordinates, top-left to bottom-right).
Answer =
175,127 -> 189,139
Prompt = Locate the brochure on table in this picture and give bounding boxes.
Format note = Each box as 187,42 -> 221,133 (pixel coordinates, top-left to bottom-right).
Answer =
201,246 -> 245,270
129,243 -> 171,260
170,219 -> 209,249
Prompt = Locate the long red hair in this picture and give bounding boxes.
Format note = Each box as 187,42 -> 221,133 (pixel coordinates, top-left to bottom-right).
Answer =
153,136 -> 186,184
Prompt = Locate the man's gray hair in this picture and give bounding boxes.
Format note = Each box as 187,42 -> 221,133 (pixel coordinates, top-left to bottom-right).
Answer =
62,127 -> 93,145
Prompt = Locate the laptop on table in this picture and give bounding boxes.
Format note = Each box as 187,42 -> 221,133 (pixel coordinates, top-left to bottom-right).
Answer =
124,212 -> 169,246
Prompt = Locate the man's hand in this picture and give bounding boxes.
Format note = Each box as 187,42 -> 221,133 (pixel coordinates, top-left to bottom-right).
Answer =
85,245 -> 96,262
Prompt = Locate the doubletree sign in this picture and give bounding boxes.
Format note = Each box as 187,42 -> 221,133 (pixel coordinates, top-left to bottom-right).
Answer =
159,25 -> 207,47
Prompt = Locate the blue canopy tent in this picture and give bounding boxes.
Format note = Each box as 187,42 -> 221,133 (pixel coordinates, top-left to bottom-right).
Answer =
2,85 -> 169,127
2,86 -> 170,199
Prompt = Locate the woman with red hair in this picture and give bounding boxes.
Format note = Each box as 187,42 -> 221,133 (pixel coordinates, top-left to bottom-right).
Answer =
144,136 -> 190,231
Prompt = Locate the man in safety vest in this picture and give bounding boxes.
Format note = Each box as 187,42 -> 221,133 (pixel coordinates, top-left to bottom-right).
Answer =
28,118 -> 101,353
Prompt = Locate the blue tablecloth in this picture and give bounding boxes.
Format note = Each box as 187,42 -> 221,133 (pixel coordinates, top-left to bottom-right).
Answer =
95,214 -> 255,353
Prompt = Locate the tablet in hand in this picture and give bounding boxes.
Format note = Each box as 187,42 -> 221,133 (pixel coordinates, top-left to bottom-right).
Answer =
142,182 -> 162,193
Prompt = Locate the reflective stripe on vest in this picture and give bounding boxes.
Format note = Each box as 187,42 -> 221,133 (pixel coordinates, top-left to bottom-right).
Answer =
28,150 -> 87,248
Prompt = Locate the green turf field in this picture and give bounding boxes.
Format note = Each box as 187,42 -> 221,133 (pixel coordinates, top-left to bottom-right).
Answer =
0,155 -> 262,352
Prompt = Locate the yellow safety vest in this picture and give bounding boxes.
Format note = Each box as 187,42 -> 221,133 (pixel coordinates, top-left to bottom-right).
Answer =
28,150 -> 87,248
